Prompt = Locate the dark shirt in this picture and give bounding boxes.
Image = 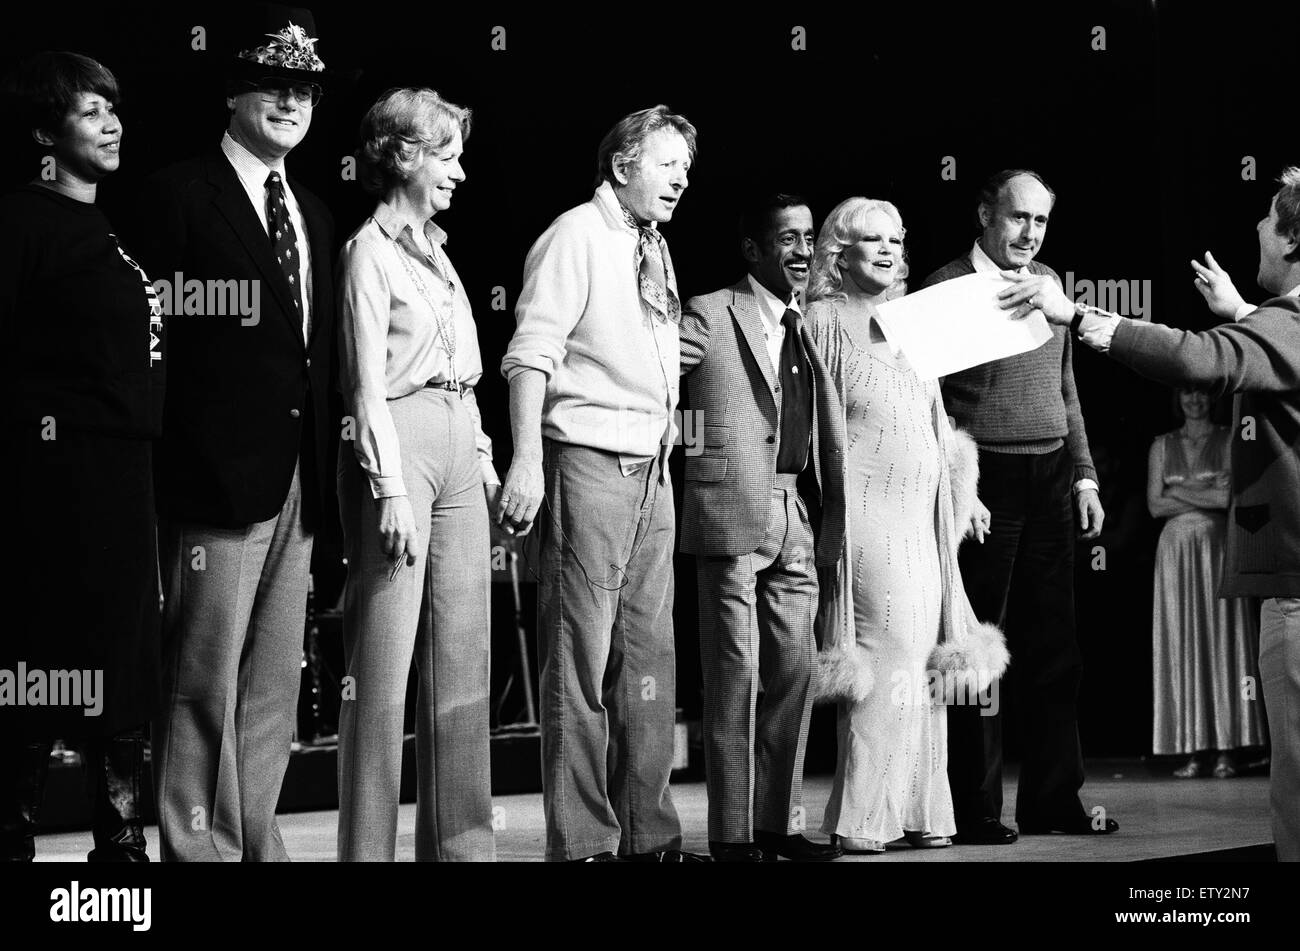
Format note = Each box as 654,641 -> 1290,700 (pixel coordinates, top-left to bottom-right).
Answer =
0,184 -> 164,439
1111,297 -> 1300,597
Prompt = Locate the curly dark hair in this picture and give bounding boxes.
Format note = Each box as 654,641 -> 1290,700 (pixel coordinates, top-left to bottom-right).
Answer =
2,50 -> 119,141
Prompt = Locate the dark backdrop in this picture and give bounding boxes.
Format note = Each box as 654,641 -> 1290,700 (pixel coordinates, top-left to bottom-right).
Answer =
2,0 -> 1290,761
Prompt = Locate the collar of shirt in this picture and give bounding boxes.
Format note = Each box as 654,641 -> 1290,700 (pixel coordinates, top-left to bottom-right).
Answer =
594,180 -> 659,236
747,273 -> 799,336
221,130 -> 288,197
1287,281 -> 1300,298
372,198 -> 449,254
220,131 -> 312,341
970,238 -> 1026,275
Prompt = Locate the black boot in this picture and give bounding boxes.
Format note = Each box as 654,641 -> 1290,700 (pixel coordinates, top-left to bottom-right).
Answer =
80,728 -> 149,862
0,739 -> 53,862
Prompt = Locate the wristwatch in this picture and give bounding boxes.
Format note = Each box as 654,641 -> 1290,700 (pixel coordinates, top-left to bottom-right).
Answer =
1071,301 -> 1121,338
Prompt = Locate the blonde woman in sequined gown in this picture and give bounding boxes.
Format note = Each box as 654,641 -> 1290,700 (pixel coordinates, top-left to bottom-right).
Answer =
807,197 -> 1007,853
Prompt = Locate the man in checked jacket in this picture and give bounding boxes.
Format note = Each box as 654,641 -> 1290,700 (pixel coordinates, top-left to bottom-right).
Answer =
678,193 -> 846,862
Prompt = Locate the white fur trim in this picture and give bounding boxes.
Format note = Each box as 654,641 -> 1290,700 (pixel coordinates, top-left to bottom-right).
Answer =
927,620 -> 1010,696
947,429 -> 980,532
815,644 -> 875,704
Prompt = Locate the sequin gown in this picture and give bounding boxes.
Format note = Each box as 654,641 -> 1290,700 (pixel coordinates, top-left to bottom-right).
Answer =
1151,427 -> 1267,754
812,299 -> 956,842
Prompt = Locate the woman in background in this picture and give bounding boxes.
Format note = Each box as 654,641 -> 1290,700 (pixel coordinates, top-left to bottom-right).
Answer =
808,197 -> 1007,853
0,51 -> 164,862
1148,387 -> 1267,776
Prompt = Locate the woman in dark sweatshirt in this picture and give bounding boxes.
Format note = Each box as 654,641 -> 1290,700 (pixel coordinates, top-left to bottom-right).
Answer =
0,50 -> 164,862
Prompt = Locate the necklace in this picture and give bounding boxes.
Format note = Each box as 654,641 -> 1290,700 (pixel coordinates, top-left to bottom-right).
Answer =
395,244 -> 458,379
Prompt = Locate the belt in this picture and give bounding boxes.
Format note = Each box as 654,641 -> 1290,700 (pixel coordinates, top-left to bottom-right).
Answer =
773,472 -> 800,488
424,379 -> 464,396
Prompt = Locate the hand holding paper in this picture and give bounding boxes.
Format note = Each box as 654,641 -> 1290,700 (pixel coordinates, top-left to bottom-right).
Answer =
873,271 -> 1052,381
997,269 -> 1077,323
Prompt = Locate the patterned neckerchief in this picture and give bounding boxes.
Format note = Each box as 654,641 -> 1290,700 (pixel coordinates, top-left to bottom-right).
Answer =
618,201 -> 680,325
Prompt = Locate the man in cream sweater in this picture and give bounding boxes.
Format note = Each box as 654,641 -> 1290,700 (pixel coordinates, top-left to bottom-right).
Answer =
499,105 -> 701,862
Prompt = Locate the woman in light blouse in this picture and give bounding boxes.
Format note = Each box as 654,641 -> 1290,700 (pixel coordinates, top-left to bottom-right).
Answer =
336,87 -> 497,861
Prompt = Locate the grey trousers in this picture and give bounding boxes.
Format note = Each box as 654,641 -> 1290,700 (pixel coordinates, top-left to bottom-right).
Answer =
696,479 -> 817,843
1259,598 -> 1300,862
153,462 -> 312,862
336,389 -> 494,862
538,439 -> 681,861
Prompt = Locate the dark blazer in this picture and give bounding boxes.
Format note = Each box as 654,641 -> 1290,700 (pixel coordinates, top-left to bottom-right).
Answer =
679,278 -> 846,565
1110,295 -> 1300,598
128,151 -> 337,532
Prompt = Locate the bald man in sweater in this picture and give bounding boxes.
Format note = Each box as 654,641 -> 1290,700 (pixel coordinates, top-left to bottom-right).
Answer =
922,169 -> 1117,845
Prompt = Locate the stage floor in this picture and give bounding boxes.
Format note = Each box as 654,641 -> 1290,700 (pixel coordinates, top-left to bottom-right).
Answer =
33,761 -> 1274,862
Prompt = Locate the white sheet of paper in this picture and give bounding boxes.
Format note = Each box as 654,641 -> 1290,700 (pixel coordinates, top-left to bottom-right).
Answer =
874,271 -> 1052,380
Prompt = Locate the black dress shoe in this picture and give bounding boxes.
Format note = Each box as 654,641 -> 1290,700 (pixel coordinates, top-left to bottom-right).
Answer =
1019,815 -> 1120,835
951,817 -> 1019,845
753,831 -> 842,862
570,851 -> 622,862
709,841 -> 765,862
82,730 -> 149,863
624,849 -> 711,862
0,742 -> 52,862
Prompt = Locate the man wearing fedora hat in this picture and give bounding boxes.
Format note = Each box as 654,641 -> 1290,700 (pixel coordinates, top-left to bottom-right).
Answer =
130,5 -> 338,861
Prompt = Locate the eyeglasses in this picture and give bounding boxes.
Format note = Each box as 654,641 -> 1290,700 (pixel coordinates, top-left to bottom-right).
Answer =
240,79 -> 322,107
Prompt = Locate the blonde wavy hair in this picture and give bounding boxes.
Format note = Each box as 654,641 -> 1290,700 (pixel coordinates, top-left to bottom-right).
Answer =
356,87 -> 471,197
807,196 -> 907,303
